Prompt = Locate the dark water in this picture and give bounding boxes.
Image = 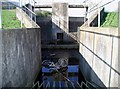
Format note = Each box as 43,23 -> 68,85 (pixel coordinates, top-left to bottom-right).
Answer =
42,65 -> 79,88
41,49 -> 85,88
34,49 -> 85,89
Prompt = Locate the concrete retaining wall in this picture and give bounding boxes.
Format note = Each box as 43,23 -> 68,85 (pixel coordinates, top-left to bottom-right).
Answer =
69,17 -> 84,32
0,30 -> 2,89
36,17 -> 52,44
16,8 -> 40,28
52,3 -> 72,42
78,27 -> 120,88
52,3 -> 68,33
1,28 -> 41,87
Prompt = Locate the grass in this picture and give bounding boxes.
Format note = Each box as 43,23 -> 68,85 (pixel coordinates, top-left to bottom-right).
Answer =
2,10 -> 25,29
101,12 -> 118,27
36,11 -> 52,17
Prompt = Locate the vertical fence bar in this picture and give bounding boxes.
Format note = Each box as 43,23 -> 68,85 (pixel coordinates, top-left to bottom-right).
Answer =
0,1 -> 1,29
87,10 -> 90,26
0,2 -> 2,89
31,13 -> 33,27
118,1 -> 120,27
19,0 -> 23,28
98,7 -> 100,27
35,15 -> 36,23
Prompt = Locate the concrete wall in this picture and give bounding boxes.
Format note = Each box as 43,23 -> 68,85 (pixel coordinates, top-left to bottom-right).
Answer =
78,27 -> 120,88
69,17 -> 84,32
52,3 -> 68,33
36,16 -> 79,44
52,3 -> 74,42
1,28 -> 41,87
36,17 -> 52,44
16,8 -> 40,28
0,30 -> 2,89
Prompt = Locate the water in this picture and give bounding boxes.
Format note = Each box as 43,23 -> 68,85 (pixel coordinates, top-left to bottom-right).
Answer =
41,49 -> 85,88
42,65 -> 79,88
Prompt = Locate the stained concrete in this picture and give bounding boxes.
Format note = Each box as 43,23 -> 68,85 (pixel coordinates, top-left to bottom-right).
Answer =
1,28 -> 41,87
78,27 -> 120,88
52,3 -> 70,41
0,30 -> 2,89
69,17 -> 85,32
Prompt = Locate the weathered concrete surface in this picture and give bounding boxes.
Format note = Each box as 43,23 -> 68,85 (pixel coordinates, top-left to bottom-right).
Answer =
1,28 -> 41,87
42,44 -> 79,49
16,8 -> 40,28
52,3 -> 68,33
37,16 -> 78,44
52,3 -> 72,42
36,17 -> 52,44
0,30 -> 2,89
119,2 -> 120,28
78,27 -> 120,88
69,17 -> 85,32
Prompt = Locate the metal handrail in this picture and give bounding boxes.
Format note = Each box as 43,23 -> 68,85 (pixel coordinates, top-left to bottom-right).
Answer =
86,81 -> 96,88
4,0 -> 37,24
31,81 -> 44,89
81,81 -> 90,89
23,5 -> 36,15
5,0 -> 36,15
86,81 -> 103,89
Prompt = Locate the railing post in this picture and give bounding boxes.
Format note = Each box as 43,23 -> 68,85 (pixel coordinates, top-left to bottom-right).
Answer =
0,2 -> 2,89
87,9 -> 90,26
35,15 -> 36,23
31,13 -> 33,27
19,0 -> 23,28
84,6 -> 88,23
0,1 -> 1,29
98,6 -> 100,27
118,1 -> 120,27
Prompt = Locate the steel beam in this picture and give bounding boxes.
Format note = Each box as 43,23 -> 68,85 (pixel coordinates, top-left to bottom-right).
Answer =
34,4 -> 88,8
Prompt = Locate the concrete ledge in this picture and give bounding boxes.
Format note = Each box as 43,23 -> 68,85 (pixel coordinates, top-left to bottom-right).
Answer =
42,44 -> 79,49
79,27 -> 118,37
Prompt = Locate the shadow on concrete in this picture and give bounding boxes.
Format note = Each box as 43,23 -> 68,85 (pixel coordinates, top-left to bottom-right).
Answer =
37,17 -> 78,45
69,17 -> 85,32
118,29 -> 120,88
78,53 -> 107,88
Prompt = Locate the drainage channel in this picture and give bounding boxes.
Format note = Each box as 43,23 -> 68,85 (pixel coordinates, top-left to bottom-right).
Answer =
32,49 -> 95,89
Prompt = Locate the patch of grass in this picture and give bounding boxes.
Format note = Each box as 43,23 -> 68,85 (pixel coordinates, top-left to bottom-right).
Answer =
101,12 -> 118,27
2,10 -> 25,29
36,11 -> 52,17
